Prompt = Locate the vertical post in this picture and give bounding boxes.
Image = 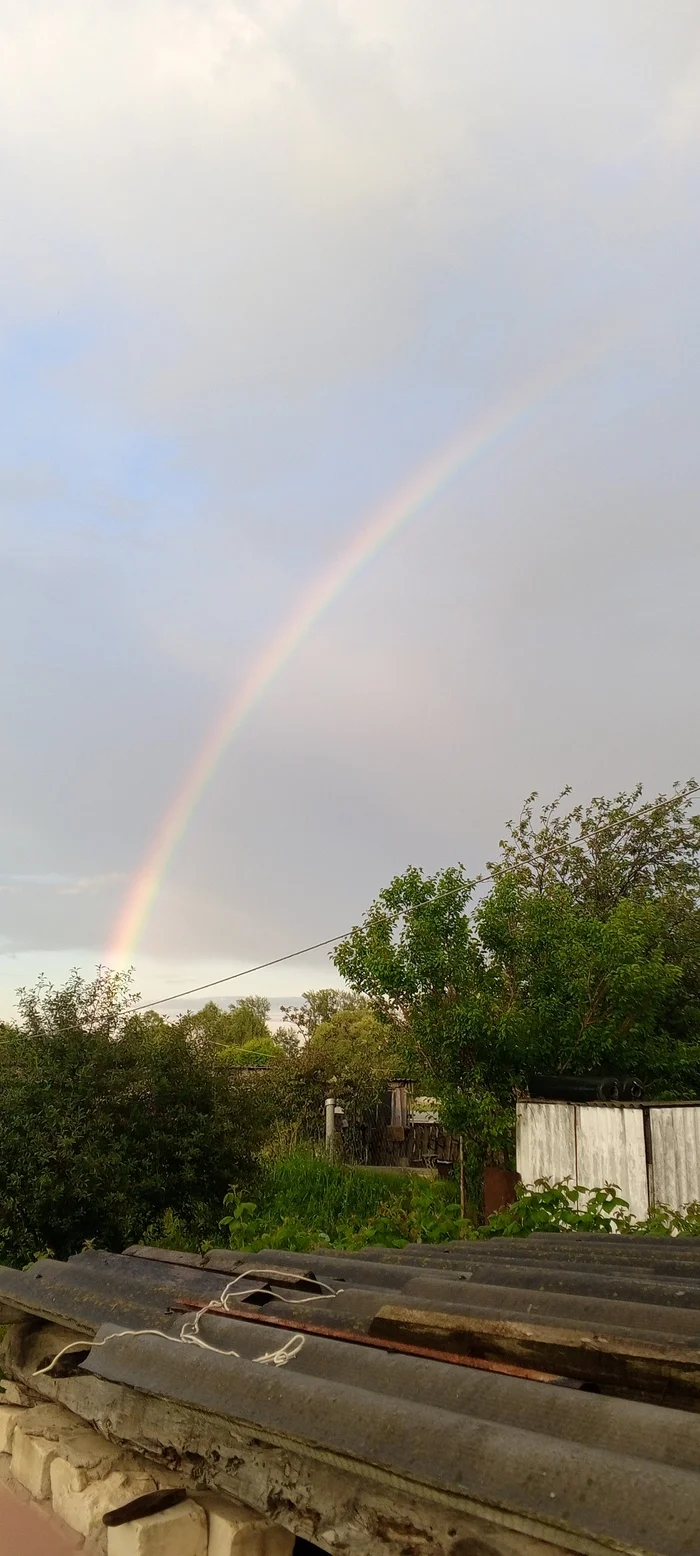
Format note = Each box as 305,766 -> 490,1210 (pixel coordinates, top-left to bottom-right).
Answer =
325,1097 -> 336,1157
642,1104 -> 655,1214
459,1135 -> 466,1227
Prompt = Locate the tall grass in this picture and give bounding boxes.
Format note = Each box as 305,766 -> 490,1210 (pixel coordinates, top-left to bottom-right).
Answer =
258,1154 -> 426,1223
149,1163 -> 700,1255
221,1152 -> 463,1251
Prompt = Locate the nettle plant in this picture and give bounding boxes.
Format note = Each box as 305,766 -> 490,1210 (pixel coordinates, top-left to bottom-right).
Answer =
479,1178 -> 700,1237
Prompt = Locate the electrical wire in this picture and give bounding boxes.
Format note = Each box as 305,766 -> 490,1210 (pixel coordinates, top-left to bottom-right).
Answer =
129,783 -> 698,1012
131,936 -> 349,1011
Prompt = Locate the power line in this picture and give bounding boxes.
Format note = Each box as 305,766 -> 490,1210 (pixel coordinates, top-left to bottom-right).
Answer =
130,783 -> 698,1012
131,874 -> 489,1012
131,936 -> 347,1011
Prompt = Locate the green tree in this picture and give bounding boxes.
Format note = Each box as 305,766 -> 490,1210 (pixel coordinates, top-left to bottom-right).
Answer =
222,1033 -> 281,1068
0,970 -> 264,1266
492,782 -> 700,915
279,989 -> 369,1047
334,784 -> 700,1167
177,995 -> 273,1050
261,1000 -> 401,1152
333,865 -> 509,1159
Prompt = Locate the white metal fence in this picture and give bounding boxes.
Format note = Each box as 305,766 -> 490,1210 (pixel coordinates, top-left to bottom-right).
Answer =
516,1100 -> 700,1215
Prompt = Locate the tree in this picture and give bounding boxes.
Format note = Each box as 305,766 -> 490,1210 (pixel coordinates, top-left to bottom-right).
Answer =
333,866 -> 509,1160
485,783 -> 700,1086
260,999 -> 401,1152
177,995 -> 273,1050
0,970 -> 264,1265
476,880 -> 694,1089
492,782 -> 700,915
279,989 -> 372,1048
333,784 -> 700,1168
222,1033 -> 281,1068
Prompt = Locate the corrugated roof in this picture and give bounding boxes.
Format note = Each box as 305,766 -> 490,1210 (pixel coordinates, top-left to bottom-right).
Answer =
2,1237 -> 700,1555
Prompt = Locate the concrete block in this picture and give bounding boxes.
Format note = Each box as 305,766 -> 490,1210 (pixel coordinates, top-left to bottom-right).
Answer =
0,1403 -> 24,1453
52,1462 -> 157,1540
19,1401 -> 79,1442
12,1425 -> 58,1497
0,1379 -> 29,1406
107,1498 -> 207,1556
0,1442 -> 31,1499
205,1499 -> 295,1556
50,1428 -> 119,1492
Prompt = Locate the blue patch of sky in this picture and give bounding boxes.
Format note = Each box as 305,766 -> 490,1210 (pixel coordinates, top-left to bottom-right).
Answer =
0,310 -> 206,546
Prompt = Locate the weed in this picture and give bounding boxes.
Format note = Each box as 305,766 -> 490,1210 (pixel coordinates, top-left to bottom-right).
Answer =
220,1154 -> 466,1251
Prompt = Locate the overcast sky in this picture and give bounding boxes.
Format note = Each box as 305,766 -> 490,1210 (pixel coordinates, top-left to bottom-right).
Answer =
1,0 -> 699,1016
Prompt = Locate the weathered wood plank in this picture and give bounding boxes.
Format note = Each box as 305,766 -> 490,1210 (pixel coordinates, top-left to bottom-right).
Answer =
369,1302 -> 700,1407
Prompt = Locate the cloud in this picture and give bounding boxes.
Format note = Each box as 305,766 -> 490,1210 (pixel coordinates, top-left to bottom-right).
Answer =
0,1 -> 699,1006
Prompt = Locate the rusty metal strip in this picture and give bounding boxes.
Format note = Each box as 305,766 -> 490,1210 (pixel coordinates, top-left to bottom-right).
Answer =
169,1298 -> 569,1384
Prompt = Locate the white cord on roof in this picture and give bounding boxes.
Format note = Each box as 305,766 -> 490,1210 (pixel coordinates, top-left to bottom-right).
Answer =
33,1267 -> 340,1377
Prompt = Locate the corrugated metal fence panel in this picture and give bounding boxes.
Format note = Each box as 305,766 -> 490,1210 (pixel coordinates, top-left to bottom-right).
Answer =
576,1105 -> 649,1221
650,1107 -> 700,1211
517,1103 -> 700,1215
516,1101 -> 576,1186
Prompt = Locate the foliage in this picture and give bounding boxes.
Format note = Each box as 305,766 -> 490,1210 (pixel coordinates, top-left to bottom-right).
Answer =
171,996 -> 280,1069
0,969 -> 264,1266
333,863 -> 514,1166
221,1153 -> 465,1251
151,1165 -> 700,1256
476,882 -> 694,1089
492,782 -> 700,916
480,1179 -> 633,1236
257,1000 -> 401,1149
334,783 -> 700,1169
279,989 -> 372,1047
220,1035 -> 280,1068
479,1178 -> 700,1237
634,1201 -> 700,1236
176,996 -> 274,1051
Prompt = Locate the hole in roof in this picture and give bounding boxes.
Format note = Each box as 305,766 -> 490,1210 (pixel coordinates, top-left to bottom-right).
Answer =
239,1289 -> 277,1308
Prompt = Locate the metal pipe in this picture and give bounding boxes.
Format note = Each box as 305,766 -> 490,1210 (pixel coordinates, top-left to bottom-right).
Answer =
325,1096 -> 336,1156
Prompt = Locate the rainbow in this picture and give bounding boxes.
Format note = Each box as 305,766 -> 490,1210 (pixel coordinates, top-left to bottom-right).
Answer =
108,341 -> 607,967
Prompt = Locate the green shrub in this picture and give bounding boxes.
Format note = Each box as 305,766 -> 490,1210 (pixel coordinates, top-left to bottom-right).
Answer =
479,1178 -> 700,1237
0,971 -> 264,1266
221,1153 -> 465,1251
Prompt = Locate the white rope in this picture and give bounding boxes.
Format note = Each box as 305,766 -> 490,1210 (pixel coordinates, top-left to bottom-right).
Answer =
33,1268 -> 339,1378
214,1268 -> 341,1307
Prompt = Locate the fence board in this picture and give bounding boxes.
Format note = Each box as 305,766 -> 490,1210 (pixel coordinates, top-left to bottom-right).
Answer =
516,1102 -> 576,1187
575,1105 -> 649,1220
650,1107 -> 700,1211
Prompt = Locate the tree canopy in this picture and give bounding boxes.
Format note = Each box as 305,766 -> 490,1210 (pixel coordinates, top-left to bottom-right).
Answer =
334,783 -> 700,1163
0,970 -> 264,1265
256,992 -> 401,1151
176,995 -> 280,1067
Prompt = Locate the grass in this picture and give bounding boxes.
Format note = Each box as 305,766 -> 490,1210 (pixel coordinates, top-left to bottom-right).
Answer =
220,1153 -> 466,1251
148,1158 -> 700,1256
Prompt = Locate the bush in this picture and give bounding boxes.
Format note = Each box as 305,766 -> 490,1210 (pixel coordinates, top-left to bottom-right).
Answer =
0,971 -> 264,1266
479,1178 -> 700,1236
221,1153 -> 465,1251
253,1000 -> 401,1157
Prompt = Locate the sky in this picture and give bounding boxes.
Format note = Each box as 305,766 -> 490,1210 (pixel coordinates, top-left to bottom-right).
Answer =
1,0 -> 700,1018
